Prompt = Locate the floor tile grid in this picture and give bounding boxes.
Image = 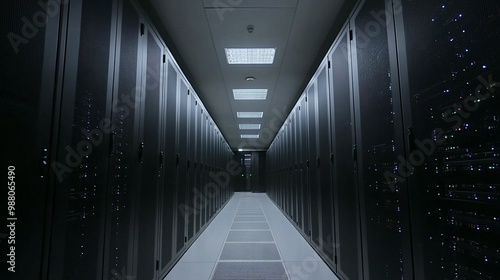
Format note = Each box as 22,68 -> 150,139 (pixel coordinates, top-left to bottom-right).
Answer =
163,193 -> 338,280
221,197 -> 276,262
207,194 -> 243,278
163,194 -> 240,280
209,195 -> 290,279
257,197 -> 290,279
258,193 -> 340,280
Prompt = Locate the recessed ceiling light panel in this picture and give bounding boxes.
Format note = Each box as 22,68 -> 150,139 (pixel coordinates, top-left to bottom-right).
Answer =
233,89 -> 267,100
225,48 -> 276,64
237,112 -> 263,118
239,124 -> 261,130
241,134 -> 260,139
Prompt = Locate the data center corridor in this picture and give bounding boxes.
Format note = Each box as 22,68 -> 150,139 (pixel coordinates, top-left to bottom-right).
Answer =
165,192 -> 336,280
2,0 -> 500,280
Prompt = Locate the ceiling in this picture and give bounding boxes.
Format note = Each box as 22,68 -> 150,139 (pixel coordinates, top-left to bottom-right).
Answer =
144,0 -> 355,151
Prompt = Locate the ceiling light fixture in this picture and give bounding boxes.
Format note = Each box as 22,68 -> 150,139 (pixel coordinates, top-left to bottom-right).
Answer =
237,112 -> 263,118
225,48 -> 276,64
239,124 -> 261,130
241,134 -> 259,139
233,89 -> 267,100
245,76 -> 256,81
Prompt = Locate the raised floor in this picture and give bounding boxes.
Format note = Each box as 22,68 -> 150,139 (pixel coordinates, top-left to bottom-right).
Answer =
164,192 -> 339,280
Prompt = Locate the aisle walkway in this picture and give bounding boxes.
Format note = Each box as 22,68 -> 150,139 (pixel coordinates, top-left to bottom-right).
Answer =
164,192 -> 338,280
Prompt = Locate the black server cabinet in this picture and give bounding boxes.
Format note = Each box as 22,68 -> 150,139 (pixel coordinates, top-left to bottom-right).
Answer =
175,80 -> 189,254
307,82 -> 321,245
267,150 -> 272,199
299,97 -> 310,234
329,28 -> 362,280
214,133 -> 219,211
284,133 -> 287,212
194,105 -> 203,235
282,131 -> 286,212
207,121 -> 213,219
285,124 -> 297,217
316,62 -> 336,264
159,61 -> 177,273
291,113 -> 298,224
294,108 -> 301,228
200,113 -> 208,228
275,138 -> 280,206
277,118 -> 282,201
186,92 -> 196,242
274,131 -> 278,197
395,1 -> 500,279
282,129 -> 287,214
276,137 -> 280,206
0,1 -> 60,279
290,123 -> 294,214
293,111 -> 301,226
134,23 -> 163,280
48,1 -> 116,279
285,132 -> 288,213
203,116 -> 209,226
351,0 -> 413,278
212,128 -> 216,215
287,124 -> 293,216
214,132 -> 219,212
205,123 -> 210,218
270,149 -> 274,200
250,151 -> 266,193
277,136 -> 280,207
104,1 -> 141,279
220,137 -> 224,205
213,129 -> 218,213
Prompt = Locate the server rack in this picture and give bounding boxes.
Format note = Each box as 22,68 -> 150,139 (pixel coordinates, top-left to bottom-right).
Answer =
48,1 -> 118,279
215,132 -> 220,210
0,1 -> 61,279
134,21 -> 164,280
186,90 -> 196,242
283,125 -> 288,214
159,60 -> 178,274
201,113 -> 208,227
175,80 -> 188,254
351,0 -> 413,278
207,121 -> 213,219
287,121 -> 293,215
316,61 -> 336,265
299,96 -> 310,235
329,27 -> 362,280
1,0 -> 236,279
291,112 -> 299,225
194,104 -> 202,236
267,1 -> 500,280
396,1 -> 500,279
307,82 -> 321,246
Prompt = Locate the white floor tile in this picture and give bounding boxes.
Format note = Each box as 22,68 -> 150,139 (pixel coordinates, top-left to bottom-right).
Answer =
163,262 -> 215,280
165,192 -> 336,280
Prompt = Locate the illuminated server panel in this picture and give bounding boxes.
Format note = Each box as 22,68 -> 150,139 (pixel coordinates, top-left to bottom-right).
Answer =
425,93 -> 500,279
402,1 -> 500,279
